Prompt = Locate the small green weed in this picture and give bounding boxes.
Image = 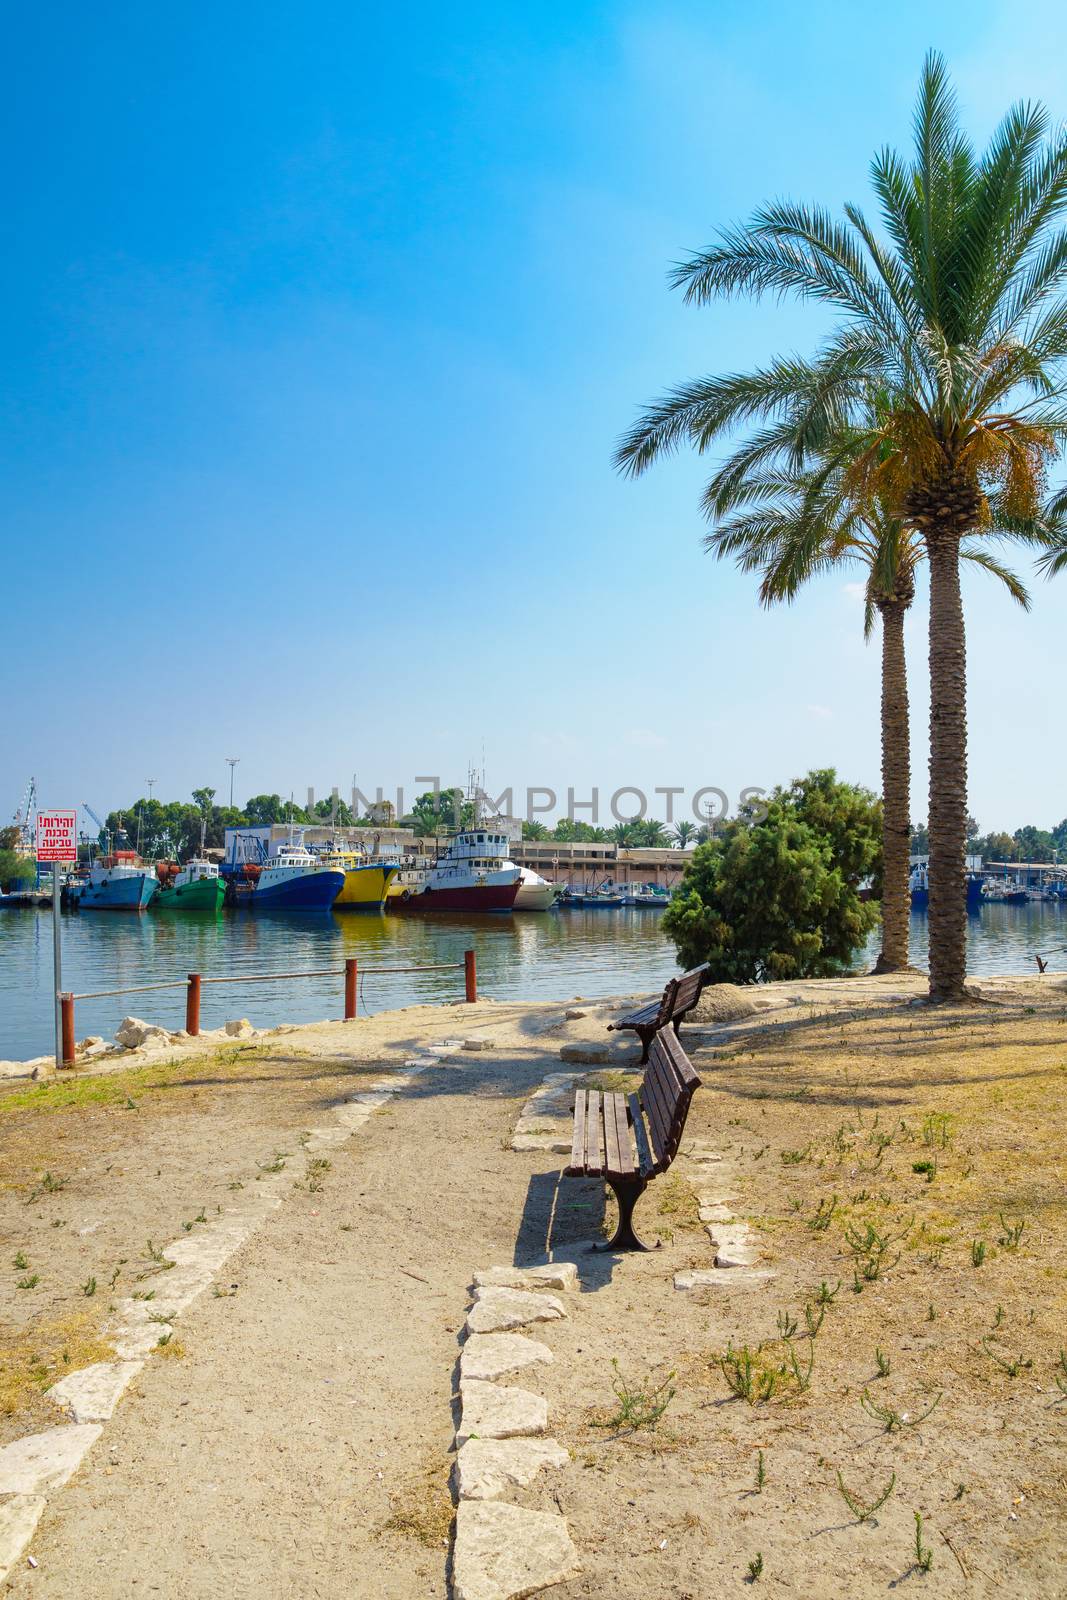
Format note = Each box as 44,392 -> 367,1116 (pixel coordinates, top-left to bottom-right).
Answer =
595,1358 -> 676,1432
836,1469 -> 895,1523
913,1511 -> 933,1572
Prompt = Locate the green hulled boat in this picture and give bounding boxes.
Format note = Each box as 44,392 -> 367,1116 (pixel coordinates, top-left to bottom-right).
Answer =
155,859 -> 225,912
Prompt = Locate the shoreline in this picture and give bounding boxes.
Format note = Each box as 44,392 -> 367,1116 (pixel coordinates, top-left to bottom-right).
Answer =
4,965 -> 1062,1083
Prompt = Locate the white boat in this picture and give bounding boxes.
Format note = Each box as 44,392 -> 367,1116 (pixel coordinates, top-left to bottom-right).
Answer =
391,829 -> 520,912
512,865 -> 559,911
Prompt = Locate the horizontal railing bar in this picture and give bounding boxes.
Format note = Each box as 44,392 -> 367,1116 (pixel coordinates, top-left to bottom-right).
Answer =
66,961 -> 466,1001
69,981 -> 191,999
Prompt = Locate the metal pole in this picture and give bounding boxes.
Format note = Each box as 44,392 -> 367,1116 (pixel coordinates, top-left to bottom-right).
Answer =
61,994 -> 75,1067
53,861 -> 64,1068
345,958 -> 358,1020
186,974 -> 201,1036
464,948 -> 477,1003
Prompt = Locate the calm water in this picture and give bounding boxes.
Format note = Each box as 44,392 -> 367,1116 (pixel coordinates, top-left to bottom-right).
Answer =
2,901 -> 1064,1061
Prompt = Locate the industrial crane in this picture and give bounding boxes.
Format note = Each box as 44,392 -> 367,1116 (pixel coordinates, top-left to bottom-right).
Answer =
11,777 -> 37,852
82,803 -> 110,854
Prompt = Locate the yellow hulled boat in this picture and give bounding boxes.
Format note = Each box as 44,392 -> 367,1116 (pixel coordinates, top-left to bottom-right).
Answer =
319,852 -> 399,910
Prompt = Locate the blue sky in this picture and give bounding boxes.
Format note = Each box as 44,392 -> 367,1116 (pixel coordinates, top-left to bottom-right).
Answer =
4,0 -> 1064,833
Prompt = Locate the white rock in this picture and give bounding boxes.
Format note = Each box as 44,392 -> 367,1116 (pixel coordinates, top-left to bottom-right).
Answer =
698,1204 -> 735,1223
466,1287 -> 566,1335
46,1360 -> 143,1424
453,1502 -> 580,1600
454,1437 -> 569,1501
463,1039 -> 494,1051
460,1334 -> 554,1382
457,1379 -> 549,1447
75,1036 -> 103,1051
114,1016 -> 169,1049
564,1008 -> 587,1020
0,1423 -> 102,1496
473,1263 -> 578,1293
558,1043 -> 612,1064
510,1133 -> 572,1154
0,1494 -> 46,1585
223,1018 -> 254,1037
674,1268 -> 775,1291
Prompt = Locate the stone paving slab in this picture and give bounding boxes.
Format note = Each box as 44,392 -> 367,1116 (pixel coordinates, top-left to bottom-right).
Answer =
0,1424 -> 103,1498
466,1287 -> 566,1335
452,1501 -> 580,1600
473,1263 -> 578,1293
460,1334 -> 554,1382
0,1496 -> 47,1583
456,1379 -> 548,1447
46,1361 -> 144,1425
674,1268 -> 776,1291
454,1437 -> 569,1501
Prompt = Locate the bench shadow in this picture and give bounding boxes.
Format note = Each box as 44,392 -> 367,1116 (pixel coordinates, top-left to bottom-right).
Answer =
511,1169 -> 620,1289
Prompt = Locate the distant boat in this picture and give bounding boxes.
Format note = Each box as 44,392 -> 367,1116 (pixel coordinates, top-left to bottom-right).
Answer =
244,846 -> 345,911
910,869 -> 985,912
314,848 -> 399,910
390,828 -> 520,913
68,853 -> 157,911
155,859 -> 225,912
513,866 -> 559,911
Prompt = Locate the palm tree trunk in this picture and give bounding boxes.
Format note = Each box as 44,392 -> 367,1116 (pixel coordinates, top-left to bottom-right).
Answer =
926,533 -> 969,998
873,598 -> 911,972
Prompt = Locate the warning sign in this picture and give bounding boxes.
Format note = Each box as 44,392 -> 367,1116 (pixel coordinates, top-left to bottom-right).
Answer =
37,810 -> 78,863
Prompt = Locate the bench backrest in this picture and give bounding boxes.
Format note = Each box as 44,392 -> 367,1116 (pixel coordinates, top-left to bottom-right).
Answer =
652,976 -> 680,1026
639,1028 -> 701,1172
671,962 -> 711,1018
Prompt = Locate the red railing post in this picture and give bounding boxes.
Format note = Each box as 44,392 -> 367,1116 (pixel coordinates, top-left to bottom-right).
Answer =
345,958 -> 358,1020
61,994 -> 75,1068
186,973 -> 201,1036
464,948 -> 477,1003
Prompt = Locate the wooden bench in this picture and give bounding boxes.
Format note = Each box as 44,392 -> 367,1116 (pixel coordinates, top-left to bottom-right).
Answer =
607,962 -> 710,1063
564,1029 -> 701,1251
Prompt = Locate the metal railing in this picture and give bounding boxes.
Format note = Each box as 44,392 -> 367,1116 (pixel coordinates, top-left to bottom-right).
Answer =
58,950 -> 477,1068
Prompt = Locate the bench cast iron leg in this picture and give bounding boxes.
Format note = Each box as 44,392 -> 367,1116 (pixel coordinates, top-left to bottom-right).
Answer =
593,1178 -> 659,1253
637,1027 -> 654,1064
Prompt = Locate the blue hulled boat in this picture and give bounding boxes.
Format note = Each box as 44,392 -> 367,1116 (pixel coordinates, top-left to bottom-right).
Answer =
247,846 -> 344,911
68,853 -> 158,911
910,869 -> 985,913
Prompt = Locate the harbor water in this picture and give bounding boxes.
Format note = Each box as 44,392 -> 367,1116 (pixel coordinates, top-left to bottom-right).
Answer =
1,901 -> 1063,1062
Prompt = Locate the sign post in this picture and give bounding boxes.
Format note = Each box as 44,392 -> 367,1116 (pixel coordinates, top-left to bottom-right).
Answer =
37,810 -> 78,1069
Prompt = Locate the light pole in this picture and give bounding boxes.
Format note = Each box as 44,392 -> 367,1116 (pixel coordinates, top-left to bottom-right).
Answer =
226,758 -> 240,809
146,778 -> 156,800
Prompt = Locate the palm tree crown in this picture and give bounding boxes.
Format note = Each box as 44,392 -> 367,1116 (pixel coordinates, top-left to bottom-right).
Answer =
616,54 -> 1067,998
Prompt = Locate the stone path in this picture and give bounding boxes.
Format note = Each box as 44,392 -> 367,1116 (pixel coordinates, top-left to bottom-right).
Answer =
452,1264 -> 579,1600
672,1143 -> 775,1293
2,1036 -> 575,1600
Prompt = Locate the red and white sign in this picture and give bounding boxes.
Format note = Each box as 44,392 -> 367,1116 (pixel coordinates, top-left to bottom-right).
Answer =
37,810 -> 78,863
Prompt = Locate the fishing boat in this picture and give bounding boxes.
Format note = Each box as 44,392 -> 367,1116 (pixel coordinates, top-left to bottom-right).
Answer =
513,866 -> 559,911
390,827 -> 520,913
910,867 -> 986,912
67,852 -> 158,911
247,847 -> 345,911
155,859 -> 225,912
314,847 -> 399,910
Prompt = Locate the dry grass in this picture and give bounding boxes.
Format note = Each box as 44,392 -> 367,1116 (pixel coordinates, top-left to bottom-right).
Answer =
0,1311 -> 113,1428
380,1456 -> 454,1547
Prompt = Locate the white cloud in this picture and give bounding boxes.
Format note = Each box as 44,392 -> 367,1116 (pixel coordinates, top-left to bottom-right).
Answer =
806,704 -> 833,720
842,581 -> 867,601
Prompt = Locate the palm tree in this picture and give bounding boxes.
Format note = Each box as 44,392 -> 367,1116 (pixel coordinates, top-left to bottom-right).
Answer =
671,820 -> 697,848
616,55 -> 1067,998
638,818 -> 670,846
708,461 -> 1030,971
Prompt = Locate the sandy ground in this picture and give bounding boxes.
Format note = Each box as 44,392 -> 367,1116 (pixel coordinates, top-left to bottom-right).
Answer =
2,975 -> 1066,1596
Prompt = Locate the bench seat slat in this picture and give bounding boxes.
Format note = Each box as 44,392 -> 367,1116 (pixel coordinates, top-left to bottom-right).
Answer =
603,1090 -> 623,1175
586,1089 -> 603,1175
569,1089 -> 588,1175
607,1093 -> 635,1178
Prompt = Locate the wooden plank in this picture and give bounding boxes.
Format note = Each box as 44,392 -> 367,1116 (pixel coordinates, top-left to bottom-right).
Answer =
641,1074 -> 672,1168
603,1090 -> 623,1176
661,1027 -> 701,1090
609,1094 -> 635,1178
611,1001 -> 660,1031
627,1092 -> 655,1177
568,1089 -> 588,1175
586,1089 -> 603,1176
655,977 -> 680,1027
